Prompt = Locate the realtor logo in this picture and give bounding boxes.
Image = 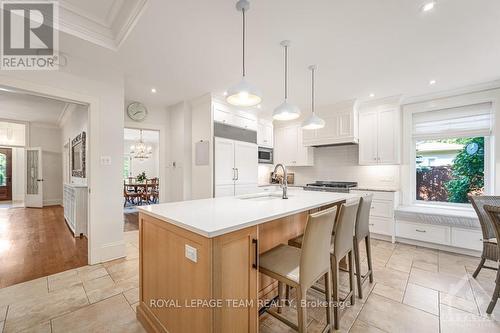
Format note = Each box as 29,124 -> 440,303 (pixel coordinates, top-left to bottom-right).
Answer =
1,1 -> 59,70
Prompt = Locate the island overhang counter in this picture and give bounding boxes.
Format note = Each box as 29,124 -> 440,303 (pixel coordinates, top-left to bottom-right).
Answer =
136,190 -> 358,333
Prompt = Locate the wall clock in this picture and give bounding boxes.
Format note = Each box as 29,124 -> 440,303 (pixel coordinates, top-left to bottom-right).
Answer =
127,102 -> 148,122
466,142 -> 479,155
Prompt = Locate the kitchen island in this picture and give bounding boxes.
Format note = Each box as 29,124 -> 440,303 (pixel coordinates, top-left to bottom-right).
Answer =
136,189 -> 358,333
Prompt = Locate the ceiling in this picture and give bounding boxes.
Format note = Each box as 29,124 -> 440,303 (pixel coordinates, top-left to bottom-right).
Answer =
0,91 -> 68,125
57,0 -> 500,117
124,128 -> 160,143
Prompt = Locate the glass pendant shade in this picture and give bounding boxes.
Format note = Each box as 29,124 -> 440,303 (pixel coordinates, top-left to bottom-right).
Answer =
273,100 -> 300,120
302,113 -> 326,130
226,78 -> 262,107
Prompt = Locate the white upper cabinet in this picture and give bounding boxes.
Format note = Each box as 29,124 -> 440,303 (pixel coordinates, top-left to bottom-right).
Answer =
302,101 -> 358,147
274,124 -> 314,166
257,119 -> 273,148
213,102 -> 257,131
358,107 -> 401,165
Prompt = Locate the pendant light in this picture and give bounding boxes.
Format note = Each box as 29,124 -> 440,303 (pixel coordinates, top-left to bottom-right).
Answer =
130,130 -> 153,161
226,0 -> 262,107
273,40 -> 301,121
302,65 -> 325,130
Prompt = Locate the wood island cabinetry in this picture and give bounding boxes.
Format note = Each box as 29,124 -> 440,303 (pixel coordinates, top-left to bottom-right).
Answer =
137,200 -> 344,333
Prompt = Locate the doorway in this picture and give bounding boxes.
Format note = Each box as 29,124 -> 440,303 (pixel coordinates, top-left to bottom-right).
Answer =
0,87 -> 90,288
123,128 -> 160,231
0,147 -> 12,201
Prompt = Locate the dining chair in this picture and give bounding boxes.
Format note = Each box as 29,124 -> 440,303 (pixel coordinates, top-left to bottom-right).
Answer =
124,180 -> 140,206
259,207 -> 337,333
469,195 -> 500,278
481,204 -> 500,314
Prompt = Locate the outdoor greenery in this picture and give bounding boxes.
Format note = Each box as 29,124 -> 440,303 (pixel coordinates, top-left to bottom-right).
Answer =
416,137 -> 484,204
444,137 -> 484,203
0,153 -> 5,186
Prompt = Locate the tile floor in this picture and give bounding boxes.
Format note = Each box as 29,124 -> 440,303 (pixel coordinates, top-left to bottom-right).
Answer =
0,233 -> 499,332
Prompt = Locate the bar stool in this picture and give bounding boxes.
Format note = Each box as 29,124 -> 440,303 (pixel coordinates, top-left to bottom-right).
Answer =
353,194 -> 374,299
259,207 -> 337,333
330,201 -> 359,329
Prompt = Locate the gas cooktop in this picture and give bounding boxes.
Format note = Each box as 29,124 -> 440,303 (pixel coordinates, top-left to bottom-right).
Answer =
303,181 -> 358,193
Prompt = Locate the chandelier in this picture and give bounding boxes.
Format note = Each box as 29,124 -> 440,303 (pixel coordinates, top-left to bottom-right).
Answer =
130,130 -> 152,161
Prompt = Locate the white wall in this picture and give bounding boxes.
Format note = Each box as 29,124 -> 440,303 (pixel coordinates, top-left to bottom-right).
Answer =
124,139 -> 159,178
0,54 -> 126,265
29,124 -> 63,206
286,145 -> 400,189
61,104 -> 88,186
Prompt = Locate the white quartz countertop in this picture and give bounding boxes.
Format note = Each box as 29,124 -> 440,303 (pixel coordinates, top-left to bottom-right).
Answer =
138,189 -> 359,238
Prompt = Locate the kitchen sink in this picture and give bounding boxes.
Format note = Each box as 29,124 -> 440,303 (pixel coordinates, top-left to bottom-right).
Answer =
237,192 -> 290,200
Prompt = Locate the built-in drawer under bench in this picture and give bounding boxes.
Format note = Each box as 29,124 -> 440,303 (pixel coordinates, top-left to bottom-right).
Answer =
395,206 -> 482,252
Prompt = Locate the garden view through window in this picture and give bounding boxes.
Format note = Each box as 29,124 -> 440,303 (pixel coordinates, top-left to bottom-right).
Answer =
416,137 -> 484,204
0,153 -> 6,186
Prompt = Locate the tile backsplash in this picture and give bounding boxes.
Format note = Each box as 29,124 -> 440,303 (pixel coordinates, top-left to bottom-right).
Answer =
260,145 -> 400,189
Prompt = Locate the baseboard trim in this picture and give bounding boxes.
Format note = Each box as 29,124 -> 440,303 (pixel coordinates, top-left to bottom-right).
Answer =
43,199 -> 63,206
90,240 -> 126,265
395,237 -> 481,257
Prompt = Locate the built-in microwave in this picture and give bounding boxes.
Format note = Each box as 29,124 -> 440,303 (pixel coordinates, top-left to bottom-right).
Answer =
258,147 -> 273,164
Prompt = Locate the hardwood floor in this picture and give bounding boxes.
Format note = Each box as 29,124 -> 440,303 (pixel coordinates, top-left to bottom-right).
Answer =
124,208 -> 139,231
0,205 -> 87,288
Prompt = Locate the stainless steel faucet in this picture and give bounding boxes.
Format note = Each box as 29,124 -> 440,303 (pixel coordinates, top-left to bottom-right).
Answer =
273,163 -> 288,199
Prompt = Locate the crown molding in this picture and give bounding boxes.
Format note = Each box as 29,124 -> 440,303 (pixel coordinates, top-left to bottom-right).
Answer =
57,0 -> 149,51
402,79 -> 500,106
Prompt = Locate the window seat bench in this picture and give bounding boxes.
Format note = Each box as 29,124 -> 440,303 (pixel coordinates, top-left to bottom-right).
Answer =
394,205 -> 482,254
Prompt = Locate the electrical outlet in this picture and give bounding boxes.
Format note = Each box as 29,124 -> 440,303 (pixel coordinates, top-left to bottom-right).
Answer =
185,244 -> 197,263
100,156 -> 112,166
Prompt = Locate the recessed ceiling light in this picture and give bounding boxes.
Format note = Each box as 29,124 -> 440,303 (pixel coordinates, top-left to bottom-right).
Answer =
151,88 -> 157,93
369,93 -> 375,98
422,1 -> 436,12
223,91 -> 228,96
257,104 -> 262,109
429,79 -> 437,85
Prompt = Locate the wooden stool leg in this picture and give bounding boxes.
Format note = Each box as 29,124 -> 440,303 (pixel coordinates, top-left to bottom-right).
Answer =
297,288 -> 307,333
348,251 -> 355,306
366,236 -> 374,283
324,271 -> 333,333
331,257 -> 340,330
353,238 -> 363,299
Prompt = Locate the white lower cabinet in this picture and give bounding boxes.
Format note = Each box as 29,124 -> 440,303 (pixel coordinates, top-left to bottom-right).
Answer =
63,184 -> 88,237
396,221 -> 450,245
451,228 -> 483,251
350,190 -> 398,242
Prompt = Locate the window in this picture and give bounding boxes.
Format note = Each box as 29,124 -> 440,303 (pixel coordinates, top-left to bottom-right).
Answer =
123,155 -> 132,179
0,152 -> 6,186
416,137 -> 484,203
412,102 -> 492,205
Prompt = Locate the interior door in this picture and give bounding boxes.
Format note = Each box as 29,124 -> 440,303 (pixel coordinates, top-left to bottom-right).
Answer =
234,140 -> 258,186
25,147 -> 43,208
0,148 -> 12,201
